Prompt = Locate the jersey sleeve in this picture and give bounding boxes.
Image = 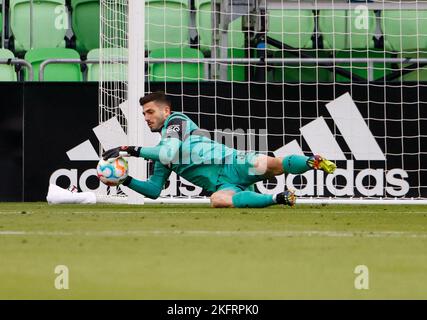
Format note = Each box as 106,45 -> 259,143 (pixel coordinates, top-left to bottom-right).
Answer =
164,117 -> 187,141
139,117 -> 188,164
125,161 -> 172,199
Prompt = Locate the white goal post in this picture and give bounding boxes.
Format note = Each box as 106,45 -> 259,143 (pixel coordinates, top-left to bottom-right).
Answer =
98,0 -> 427,205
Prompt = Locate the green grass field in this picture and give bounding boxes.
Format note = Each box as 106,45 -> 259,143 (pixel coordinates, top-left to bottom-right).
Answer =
0,202 -> 426,299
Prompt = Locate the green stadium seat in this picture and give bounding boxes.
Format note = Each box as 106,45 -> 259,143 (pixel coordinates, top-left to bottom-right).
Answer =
382,10 -> 427,52
267,9 -> 318,82
195,0 -> 246,81
0,49 -> 18,81
86,48 -> 128,81
10,0 -> 68,52
268,9 -> 314,49
382,10 -> 427,81
149,47 -> 204,82
270,51 -> 332,83
0,0 -> 3,39
319,9 -> 376,50
334,50 -> 393,82
71,0 -> 100,55
145,0 -> 189,51
196,0 -> 244,53
195,0 -> 211,52
227,47 -> 246,82
25,48 -> 82,81
197,6 -> 316,82
98,0 -> 127,52
394,52 -> 427,82
319,9 -> 389,82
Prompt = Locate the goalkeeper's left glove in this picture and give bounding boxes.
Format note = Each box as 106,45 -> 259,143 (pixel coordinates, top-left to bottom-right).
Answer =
102,146 -> 141,160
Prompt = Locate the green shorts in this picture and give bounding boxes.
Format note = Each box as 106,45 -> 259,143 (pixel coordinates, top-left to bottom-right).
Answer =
215,151 -> 264,193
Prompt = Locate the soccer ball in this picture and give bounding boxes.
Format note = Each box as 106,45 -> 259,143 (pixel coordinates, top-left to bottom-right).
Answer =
97,157 -> 129,186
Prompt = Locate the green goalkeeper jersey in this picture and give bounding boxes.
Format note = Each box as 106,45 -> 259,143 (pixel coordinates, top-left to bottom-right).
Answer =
137,112 -> 237,193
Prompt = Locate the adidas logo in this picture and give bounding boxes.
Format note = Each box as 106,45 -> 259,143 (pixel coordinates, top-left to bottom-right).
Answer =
265,93 -> 408,197
273,92 -> 386,161
51,92 -> 409,198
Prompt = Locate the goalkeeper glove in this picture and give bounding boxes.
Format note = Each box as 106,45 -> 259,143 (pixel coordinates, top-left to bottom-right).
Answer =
102,146 -> 141,160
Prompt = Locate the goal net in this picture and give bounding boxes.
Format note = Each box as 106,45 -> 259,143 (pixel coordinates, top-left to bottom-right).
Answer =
99,0 -> 427,204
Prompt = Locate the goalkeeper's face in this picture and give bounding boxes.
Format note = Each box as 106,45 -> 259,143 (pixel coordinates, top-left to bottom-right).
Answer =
143,101 -> 171,132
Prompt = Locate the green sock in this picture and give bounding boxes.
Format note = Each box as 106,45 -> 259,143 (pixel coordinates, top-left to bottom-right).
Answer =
282,155 -> 311,174
232,191 -> 276,208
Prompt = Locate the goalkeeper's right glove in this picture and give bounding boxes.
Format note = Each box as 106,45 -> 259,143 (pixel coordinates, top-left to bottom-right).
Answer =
102,146 -> 141,161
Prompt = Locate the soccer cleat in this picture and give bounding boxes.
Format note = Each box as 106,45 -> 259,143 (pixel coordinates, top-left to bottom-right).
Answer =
307,155 -> 337,174
276,189 -> 297,207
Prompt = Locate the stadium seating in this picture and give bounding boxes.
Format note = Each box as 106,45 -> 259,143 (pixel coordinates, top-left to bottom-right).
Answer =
319,9 -> 377,50
382,10 -> 427,52
382,10 -> 427,81
195,0 -> 246,81
267,9 -> 331,82
270,51 -> 333,83
196,0 -> 245,53
0,2 -> 425,83
98,0 -> 127,56
9,0 -> 68,52
0,0 -> 3,40
319,9 -> 390,82
25,48 -> 82,81
86,48 -> 128,81
145,0 -> 189,51
0,49 -> 18,81
149,47 -> 204,82
268,9 -> 314,49
195,0 -> 212,52
71,0 -> 100,55
227,47 -> 246,82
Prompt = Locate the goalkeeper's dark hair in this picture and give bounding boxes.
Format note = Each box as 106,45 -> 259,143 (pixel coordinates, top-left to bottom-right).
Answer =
139,91 -> 172,109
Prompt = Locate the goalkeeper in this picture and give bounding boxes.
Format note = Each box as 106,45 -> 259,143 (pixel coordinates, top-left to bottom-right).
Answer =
102,91 -> 337,208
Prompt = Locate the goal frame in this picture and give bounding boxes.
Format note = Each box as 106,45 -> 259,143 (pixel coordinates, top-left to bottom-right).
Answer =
99,0 -> 427,205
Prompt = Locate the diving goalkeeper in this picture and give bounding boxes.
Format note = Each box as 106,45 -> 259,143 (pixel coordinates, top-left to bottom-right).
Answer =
102,91 -> 337,208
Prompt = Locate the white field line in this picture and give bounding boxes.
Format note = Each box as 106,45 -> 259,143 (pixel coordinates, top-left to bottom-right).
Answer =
0,211 -> 212,215
0,212 -> 33,215
1,211 -> 427,215
69,211 -> 213,214
0,230 -> 427,238
70,211 -> 427,215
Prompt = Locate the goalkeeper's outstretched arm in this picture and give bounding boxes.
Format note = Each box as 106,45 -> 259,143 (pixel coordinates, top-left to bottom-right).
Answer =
122,161 -> 172,199
102,137 -> 181,166
46,161 -> 171,204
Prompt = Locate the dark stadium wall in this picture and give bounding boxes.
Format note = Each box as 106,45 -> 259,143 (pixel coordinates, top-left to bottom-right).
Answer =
22,83 -> 99,201
0,82 -> 426,201
0,83 -> 23,201
0,83 -> 99,201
